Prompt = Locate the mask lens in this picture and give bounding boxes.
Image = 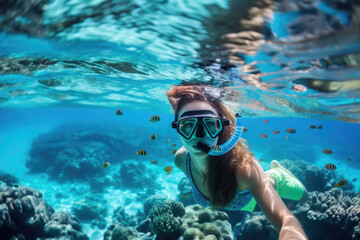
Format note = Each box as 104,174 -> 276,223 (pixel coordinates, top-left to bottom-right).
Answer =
203,118 -> 223,137
179,118 -> 197,138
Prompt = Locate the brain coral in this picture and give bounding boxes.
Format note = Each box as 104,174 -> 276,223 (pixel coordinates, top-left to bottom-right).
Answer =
147,201 -> 233,240
148,200 -> 185,240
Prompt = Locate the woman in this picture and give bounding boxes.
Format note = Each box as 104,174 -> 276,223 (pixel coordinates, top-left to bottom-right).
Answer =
166,85 -> 308,240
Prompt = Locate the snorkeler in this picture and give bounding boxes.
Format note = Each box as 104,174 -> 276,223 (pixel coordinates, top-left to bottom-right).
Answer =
166,85 -> 308,240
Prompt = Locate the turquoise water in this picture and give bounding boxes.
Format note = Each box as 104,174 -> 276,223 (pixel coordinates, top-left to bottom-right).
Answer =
1,0 -> 360,240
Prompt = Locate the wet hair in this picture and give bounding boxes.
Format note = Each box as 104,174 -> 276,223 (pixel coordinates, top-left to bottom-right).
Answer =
166,85 -> 252,209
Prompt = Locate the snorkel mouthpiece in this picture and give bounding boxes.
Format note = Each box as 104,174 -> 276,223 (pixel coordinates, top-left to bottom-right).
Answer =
195,142 -> 211,153
208,113 -> 243,156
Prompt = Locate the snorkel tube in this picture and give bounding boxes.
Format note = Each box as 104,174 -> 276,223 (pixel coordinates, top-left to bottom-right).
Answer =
195,113 -> 243,156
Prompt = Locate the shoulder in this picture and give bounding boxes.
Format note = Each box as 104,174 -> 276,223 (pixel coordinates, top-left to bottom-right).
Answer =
174,146 -> 187,175
235,158 -> 261,190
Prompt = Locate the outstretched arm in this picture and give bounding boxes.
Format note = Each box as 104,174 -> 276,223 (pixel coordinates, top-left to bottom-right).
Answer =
236,160 -> 308,240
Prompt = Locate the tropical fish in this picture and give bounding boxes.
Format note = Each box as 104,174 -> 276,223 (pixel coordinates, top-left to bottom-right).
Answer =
180,191 -> 193,199
272,130 -> 280,134
211,145 -> 222,152
264,119 -> 269,123
258,158 -> 264,162
171,149 -> 177,155
149,134 -> 157,140
150,160 -> 158,165
286,128 -> 296,133
101,162 -> 110,168
250,152 -> 255,157
310,125 -> 316,129
166,139 -> 171,143
347,158 -> 352,162
335,179 -> 347,188
164,166 -> 173,175
260,134 -> 267,139
353,178 -> 357,182
171,143 -> 177,147
242,127 -> 248,132
115,109 -> 123,116
318,124 -> 323,129
322,149 -> 333,154
149,115 -> 160,122
324,163 -> 336,170
137,150 -> 147,156
286,137 -> 289,140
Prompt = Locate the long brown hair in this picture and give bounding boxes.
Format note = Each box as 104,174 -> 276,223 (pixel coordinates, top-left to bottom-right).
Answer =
166,85 -> 252,209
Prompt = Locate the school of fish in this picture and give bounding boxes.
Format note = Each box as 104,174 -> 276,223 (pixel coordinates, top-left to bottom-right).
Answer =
113,110 -> 353,192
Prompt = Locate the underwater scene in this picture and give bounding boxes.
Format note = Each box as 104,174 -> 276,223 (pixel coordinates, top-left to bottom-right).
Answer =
1,0 -> 360,240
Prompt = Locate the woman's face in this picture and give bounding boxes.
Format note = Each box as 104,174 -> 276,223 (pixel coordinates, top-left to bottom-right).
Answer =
177,101 -> 219,157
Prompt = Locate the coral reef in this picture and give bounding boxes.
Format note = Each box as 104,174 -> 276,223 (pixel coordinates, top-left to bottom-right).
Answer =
112,205 -> 145,227
26,124 -> 137,182
103,222 -> 140,240
143,195 -> 167,217
279,159 -> 354,192
42,212 -> 89,239
115,161 -> 159,189
148,200 -> 185,240
0,172 -> 19,187
237,189 -> 360,240
144,201 -> 233,240
71,196 -> 108,224
0,185 -> 88,240
180,204 -> 233,240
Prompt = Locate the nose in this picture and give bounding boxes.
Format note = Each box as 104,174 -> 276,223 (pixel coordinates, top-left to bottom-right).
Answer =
195,122 -> 206,138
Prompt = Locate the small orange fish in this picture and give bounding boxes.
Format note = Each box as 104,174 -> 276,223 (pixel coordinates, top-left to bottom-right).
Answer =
325,163 -> 336,170
171,143 -> 176,147
164,166 -> 173,175
150,134 -> 157,140
335,179 -> 347,188
242,127 -> 248,132
272,130 -> 280,134
211,145 -> 222,152
286,128 -> 296,133
318,124 -> 323,129
286,136 -> 289,140
171,149 -> 177,155
258,158 -> 264,162
260,134 -> 267,139
264,119 -> 269,123
137,150 -> 147,156
322,149 -> 332,154
149,115 -> 160,123
180,191 -> 193,199
166,139 -> 171,143
115,109 -> 123,116
310,125 -> 316,129
101,162 -> 110,168
150,160 -> 158,164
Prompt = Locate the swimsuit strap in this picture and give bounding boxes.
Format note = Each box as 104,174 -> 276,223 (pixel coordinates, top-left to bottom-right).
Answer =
185,151 -> 192,178
185,152 -> 210,206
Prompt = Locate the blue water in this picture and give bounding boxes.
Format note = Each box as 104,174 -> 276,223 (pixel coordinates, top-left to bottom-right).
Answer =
1,0 -> 360,239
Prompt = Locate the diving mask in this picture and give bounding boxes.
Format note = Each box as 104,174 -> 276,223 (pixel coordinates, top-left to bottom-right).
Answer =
172,110 -> 229,140
172,110 -> 243,156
